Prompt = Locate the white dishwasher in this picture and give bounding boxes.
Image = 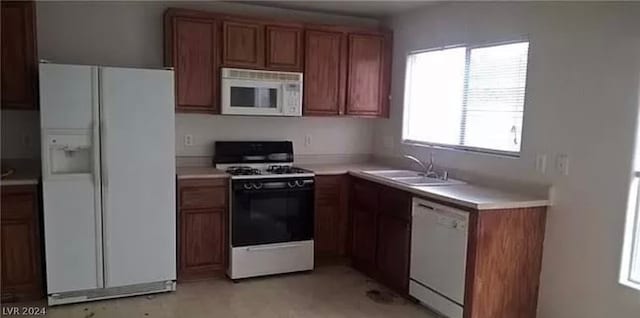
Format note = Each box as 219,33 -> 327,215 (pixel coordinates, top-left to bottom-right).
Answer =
410,197 -> 469,318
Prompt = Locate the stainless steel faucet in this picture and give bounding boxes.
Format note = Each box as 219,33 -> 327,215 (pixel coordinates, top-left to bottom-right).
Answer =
403,153 -> 448,180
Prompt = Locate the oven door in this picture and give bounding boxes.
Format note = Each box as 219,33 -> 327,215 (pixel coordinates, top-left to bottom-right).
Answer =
221,79 -> 283,116
231,178 -> 314,247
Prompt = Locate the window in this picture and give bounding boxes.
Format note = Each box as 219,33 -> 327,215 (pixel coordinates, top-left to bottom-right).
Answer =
403,41 -> 530,156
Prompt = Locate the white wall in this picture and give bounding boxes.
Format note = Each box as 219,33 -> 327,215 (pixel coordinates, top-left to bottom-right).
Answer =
380,3 -> 640,317
25,1 -> 380,159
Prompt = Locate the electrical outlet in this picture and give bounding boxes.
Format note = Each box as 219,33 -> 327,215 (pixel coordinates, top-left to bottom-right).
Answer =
556,154 -> 570,176
535,154 -> 547,174
184,134 -> 194,146
304,135 -> 312,147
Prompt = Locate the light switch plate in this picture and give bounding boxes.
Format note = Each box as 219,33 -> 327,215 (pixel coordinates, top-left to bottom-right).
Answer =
535,154 -> 547,174
304,135 -> 312,147
556,154 -> 569,176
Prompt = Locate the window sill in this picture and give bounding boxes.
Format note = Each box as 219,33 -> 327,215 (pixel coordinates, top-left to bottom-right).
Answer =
619,278 -> 640,292
401,140 -> 521,159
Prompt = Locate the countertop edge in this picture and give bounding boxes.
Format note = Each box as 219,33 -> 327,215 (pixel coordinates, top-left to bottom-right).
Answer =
1,179 -> 39,186
346,170 -> 550,211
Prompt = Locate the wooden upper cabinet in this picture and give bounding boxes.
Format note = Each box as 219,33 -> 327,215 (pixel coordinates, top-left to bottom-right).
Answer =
1,1 -> 38,110
222,20 -> 264,68
303,30 -> 346,116
266,25 -> 303,71
346,33 -> 390,117
166,15 -> 219,113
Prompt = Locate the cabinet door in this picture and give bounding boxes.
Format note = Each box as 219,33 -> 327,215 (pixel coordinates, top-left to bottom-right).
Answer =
171,17 -> 219,113
351,207 -> 377,275
346,33 -> 389,117
376,214 -> 411,294
223,20 -> 264,68
266,25 -> 303,71
303,30 -> 346,116
1,1 -> 37,110
314,176 -> 349,258
1,185 -> 42,302
179,208 -> 226,280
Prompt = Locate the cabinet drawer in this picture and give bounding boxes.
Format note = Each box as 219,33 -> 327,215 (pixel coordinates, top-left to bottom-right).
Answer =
1,186 -> 37,219
178,179 -> 228,209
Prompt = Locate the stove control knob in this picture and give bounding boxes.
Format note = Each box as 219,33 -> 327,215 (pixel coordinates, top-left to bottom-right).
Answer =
288,181 -> 296,188
243,183 -> 252,190
296,180 -> 305,187
254,183 -> 263,189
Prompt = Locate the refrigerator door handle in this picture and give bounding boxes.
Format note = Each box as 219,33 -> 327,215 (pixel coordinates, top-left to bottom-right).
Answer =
98,67 -> 110,287
91,67 -> 104,288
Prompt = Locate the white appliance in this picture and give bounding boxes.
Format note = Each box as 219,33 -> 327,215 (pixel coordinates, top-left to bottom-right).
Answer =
221,68 -> 303,116
214,141 -> 314,279
410,198 -> 469,318
39,63 -> 176,305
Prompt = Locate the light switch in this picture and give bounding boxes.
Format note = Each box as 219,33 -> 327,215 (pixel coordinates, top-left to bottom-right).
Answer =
556,154 -> 569,176
304,135 -> 312,147
535,154 -> 547,174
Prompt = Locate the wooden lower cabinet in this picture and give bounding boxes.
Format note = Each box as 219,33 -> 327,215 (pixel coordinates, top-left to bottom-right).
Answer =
1,184 -> 43,302
313,175 -> 350,259
177,178 -> 229,281
350,178 -> 411,294
348,175 -> 547,317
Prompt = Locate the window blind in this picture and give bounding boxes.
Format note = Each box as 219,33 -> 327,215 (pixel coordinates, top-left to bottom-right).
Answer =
402,41 -> 530,155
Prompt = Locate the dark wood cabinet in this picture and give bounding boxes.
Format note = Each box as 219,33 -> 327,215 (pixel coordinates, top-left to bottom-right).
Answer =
177,178 -> 229,281
266,25 -> 303,71
376,189 -> 411,294
350,179 -> 380,277
165,14 -> 219,113
350,179 -> 411,293
222,20 -> 264,68
346,33 -> 390,117
314,175 -> 350,260
1,1 -> 38,110
303,29 -> 346,116
1,185 -> 43,302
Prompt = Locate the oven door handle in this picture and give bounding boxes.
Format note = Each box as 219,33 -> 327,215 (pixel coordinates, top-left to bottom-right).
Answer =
245,243 -> 304,252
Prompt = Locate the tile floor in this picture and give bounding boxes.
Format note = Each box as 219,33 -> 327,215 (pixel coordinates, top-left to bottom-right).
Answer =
6,265 -> 437,318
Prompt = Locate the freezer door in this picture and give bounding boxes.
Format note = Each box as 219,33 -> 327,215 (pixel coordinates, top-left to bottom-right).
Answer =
99,67 -> 176,287
39,63 -> 104,293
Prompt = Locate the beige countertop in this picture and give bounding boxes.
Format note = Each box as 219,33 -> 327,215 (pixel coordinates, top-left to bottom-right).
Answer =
176,166 -> 229,179
1,160 -> 40,186
299,162 -> 550,210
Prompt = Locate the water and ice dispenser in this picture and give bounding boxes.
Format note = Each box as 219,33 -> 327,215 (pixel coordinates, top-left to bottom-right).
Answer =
45,131 -> 93,176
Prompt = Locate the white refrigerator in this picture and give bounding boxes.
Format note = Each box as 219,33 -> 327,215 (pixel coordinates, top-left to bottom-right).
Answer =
39,63 -> 176,305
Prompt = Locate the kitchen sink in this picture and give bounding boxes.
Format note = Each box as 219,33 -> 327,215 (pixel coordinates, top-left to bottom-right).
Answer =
361,170 -> 424,178
361,170 -> 464,186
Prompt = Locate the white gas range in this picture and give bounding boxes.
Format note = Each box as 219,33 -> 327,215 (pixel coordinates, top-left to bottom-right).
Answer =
214,141 -> 315,280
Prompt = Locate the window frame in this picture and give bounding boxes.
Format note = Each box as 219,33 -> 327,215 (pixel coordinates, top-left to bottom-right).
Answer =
401,39 -> 531,158
620,170 -> 640,291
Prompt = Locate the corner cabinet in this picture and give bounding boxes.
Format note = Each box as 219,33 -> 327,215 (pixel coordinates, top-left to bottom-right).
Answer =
303,27 -> 391,118
350,178 -> 410,293
177,178 -> 229,281
1,1 -> 38,110
1,184 -> 43,302
164,12 -> 220,113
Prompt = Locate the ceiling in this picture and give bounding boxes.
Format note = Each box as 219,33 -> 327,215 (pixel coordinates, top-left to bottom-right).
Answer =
234,1 -> 435,18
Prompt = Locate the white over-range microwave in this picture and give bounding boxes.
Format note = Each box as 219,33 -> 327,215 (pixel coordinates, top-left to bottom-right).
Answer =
221,68 -> 303,116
